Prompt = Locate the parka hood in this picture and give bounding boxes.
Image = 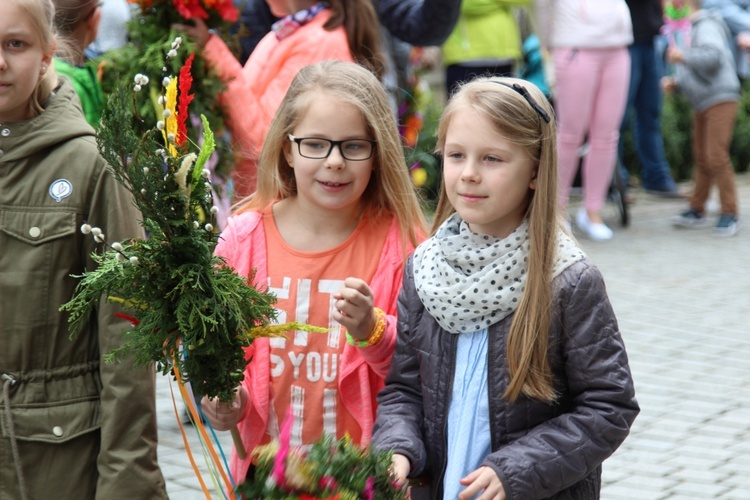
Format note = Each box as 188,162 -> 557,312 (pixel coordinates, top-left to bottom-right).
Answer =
0,77 -> 95,164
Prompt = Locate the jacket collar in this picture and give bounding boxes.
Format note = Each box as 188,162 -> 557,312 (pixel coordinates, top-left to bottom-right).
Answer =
271,2 -> 328,41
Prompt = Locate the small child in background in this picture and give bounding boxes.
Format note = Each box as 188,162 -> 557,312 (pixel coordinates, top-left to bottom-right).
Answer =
663,0 -> 742,236
199,61 -> 427,482
52,0 -> 105,127
372,77 -> 639,499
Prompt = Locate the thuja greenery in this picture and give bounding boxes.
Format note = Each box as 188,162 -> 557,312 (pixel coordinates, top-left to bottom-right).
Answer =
61,45 -> 314,403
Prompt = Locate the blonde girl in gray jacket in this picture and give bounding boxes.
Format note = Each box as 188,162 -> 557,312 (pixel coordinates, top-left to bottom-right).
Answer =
372,78 -> 639,499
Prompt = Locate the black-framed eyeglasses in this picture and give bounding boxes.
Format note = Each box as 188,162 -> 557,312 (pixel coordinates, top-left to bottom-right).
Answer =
490,81 -> 551,124
288,134 -> 376,161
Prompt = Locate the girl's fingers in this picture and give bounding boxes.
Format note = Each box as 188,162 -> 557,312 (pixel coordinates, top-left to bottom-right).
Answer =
458,467 -> 504,500
336,283 -> 373,309
335,292 -> 367,314
459,468 -> 482,485
343,277 -> 373,298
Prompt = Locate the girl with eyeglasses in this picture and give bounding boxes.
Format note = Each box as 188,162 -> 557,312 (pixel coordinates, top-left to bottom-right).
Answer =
177,0 -> 386,199
199,61 -> 427,483
372,77 -> 639,500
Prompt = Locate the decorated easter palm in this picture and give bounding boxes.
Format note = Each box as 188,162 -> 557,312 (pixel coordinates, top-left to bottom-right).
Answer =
61,39 -> 322,497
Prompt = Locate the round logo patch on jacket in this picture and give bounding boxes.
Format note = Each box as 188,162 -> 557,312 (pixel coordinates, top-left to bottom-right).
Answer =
49,179 -> 73,202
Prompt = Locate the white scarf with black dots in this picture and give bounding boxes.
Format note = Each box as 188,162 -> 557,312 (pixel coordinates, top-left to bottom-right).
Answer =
413,214 -> 586,334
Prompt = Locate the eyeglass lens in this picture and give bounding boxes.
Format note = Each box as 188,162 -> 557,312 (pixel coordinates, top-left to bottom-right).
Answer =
296,138 -> 374,161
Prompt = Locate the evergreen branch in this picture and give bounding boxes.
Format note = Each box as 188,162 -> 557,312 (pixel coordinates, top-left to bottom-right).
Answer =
62,42 -> 287,403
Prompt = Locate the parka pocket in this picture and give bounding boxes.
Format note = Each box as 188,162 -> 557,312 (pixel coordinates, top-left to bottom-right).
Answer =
0,208 -> 76,245
0,208 -> 79,332
1,397 -> 101,444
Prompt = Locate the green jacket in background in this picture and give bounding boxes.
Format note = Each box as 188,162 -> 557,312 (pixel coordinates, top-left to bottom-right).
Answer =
442,0 -> 531,67
0,78 -> 167,499
53,58 -> 105,128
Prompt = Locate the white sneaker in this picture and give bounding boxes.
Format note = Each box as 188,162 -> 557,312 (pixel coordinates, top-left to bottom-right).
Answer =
576,209 -> 613,241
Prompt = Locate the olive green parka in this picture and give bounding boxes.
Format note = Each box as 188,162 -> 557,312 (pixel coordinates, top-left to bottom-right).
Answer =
0,78 -> 167,499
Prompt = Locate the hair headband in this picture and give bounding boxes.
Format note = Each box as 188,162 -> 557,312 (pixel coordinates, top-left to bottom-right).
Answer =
489,81 -> 551,124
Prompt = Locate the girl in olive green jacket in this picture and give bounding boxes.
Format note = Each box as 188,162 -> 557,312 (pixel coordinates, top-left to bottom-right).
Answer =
0,1 -> 167,498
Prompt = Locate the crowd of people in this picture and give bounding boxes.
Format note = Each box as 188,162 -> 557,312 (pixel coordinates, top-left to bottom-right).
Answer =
1,0 -> 745,498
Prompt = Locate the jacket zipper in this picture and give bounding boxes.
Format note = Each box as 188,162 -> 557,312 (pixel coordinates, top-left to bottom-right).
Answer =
435,333 -> 458,499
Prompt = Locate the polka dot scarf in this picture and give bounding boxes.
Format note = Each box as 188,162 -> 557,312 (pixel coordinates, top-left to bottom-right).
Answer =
413,214 -> 586,334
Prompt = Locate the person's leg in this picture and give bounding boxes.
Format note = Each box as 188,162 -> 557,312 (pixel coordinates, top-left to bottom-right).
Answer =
445,64 -> 513,99
618,43 -> 642,185
654,34 -> 669,80
553,48 -> 597,209
583,48 -> 631,216
689,108 -> 711,212
635,40 -> 678,193
445,64 -> 469,99
672,108 -> 710,228
702,101 -> 739,215
490,62 -> 514,78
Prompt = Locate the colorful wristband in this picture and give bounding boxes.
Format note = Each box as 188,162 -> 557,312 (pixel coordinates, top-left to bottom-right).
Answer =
346,307 -> 387,348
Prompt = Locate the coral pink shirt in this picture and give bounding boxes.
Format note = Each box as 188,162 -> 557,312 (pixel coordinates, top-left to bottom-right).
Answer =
202,10 -> 354,197
215,209 -> 415,481
263,207 -> 389,447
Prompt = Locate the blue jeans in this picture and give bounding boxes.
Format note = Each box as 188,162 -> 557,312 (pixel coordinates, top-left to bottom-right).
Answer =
620,40 -> 677,191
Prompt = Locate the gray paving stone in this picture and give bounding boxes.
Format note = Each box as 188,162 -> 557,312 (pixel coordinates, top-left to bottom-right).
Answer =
670,466 -> 730,484
667,481 -> 733,497
720,472 -> 750,492
722,490 -> 750,500
603,474 -> 680,495
601,483 -> 668,500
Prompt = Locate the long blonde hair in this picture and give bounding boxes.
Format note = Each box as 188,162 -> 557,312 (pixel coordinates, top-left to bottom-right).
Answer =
52,0 -> 100,34
235,60 -> 426,249
10,0 -> 60,117
51,0 -> 100,62
433,77 -> 560,402
323,0 -> 386,79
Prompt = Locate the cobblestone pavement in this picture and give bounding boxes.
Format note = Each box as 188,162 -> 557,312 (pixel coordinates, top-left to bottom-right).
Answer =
155,173 -> 750,499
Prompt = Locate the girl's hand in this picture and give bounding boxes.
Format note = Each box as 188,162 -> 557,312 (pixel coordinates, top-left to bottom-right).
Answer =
661,76 -> 677,93
738,32 -> 750,51
200,386 -> 248,431
666,46 -> 685,64
458,466 -> 506,500
391,453 -> 411,487
333,277 -> 376,341
172,17 -> 211,50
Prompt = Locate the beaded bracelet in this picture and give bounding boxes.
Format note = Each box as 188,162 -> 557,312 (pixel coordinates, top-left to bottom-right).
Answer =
346,307 -> 387,348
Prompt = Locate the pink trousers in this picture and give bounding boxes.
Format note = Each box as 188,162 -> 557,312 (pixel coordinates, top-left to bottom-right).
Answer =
554,47 -> 631,212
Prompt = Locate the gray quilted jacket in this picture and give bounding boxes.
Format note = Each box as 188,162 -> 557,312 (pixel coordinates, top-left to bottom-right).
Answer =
372,258 -> 639,499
